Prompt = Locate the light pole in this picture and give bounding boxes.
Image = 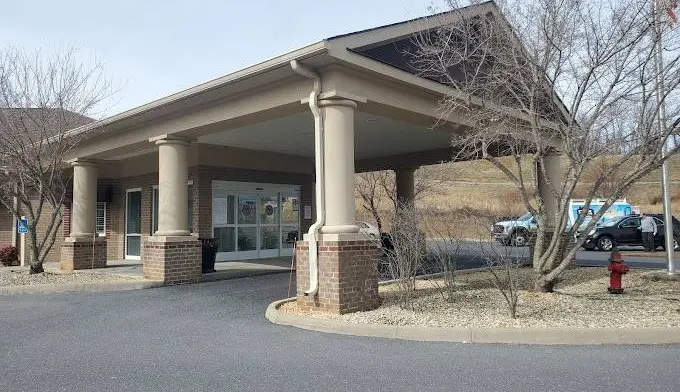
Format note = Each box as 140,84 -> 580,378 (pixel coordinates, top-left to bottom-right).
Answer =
653,0 -> 675,275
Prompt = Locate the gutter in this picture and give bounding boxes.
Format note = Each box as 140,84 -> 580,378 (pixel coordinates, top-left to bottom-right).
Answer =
290,60 -> 324,297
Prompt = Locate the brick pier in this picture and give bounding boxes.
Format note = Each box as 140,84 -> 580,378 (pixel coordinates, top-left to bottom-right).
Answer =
61,237 -> 107,271
296,233 -> 381,314
142,236 -> 201,284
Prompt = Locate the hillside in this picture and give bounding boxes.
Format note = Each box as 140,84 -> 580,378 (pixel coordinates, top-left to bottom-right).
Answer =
355,155 -> 680,237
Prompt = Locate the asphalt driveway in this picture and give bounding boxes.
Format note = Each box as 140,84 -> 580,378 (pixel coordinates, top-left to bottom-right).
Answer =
1,274 -> 678,392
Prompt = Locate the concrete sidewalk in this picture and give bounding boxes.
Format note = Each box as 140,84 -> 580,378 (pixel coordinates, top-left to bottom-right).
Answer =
45,256 -> 296,281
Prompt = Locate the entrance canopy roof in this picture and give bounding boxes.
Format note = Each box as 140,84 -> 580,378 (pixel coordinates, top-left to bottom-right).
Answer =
66,2 -> 512,174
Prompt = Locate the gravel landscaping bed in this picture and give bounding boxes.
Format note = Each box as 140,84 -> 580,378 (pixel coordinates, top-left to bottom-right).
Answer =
0,266 -> 143,287
280,267 -> 680,329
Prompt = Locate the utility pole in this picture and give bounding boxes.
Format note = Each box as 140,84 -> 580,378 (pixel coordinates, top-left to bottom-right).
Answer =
653,0 -> 675,275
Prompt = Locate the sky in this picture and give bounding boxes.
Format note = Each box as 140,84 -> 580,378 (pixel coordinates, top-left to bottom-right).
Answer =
0,0 -> 441,116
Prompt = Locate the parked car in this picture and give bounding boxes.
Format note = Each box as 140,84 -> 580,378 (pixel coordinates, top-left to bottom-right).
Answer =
492,212 -> 537,247
580,214 -> 680,251
356,221 -> 381,238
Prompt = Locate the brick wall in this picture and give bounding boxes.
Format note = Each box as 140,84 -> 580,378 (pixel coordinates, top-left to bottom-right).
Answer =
0,207 -> 13,247
34,166 -> 313,263
104,169 -> 200,260
296,236 -> 381,314
23,201 -> 66,264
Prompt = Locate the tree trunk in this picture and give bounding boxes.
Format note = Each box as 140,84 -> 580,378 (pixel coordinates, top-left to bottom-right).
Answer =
29,262 -> 44,274
534,274 -> 557,292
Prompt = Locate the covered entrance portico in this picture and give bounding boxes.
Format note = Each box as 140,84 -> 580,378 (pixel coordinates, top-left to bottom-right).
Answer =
61,3 -> 558,312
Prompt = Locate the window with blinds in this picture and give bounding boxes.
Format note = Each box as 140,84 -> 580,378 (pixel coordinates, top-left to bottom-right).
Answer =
96,202 -> 106,236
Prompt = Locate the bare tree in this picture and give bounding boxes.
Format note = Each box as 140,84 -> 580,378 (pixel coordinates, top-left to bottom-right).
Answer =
383,204 -> 427,309
355,165 -> 450,233
355,171 -> 392,234
472,212 -> 528,319
0,48 -> 111,273
420,205 -> 465,302
410,0 -> 680,291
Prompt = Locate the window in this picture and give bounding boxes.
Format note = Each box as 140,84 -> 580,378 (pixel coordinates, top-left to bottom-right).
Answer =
620,218 -> 640,228
188,183 -> 194,232
152,182 -> 193,234
96,202 -> 106,237
152,187 -> 159,234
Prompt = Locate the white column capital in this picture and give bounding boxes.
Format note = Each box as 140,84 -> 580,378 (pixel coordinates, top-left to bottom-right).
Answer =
149,134 -> 193,146
68,158 -> 100,168
318,99 -> 358,110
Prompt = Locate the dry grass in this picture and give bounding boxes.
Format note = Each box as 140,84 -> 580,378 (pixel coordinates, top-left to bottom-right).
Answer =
355,156 -> 680,239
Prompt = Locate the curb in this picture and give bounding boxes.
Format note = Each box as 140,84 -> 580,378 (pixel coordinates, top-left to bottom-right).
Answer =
265,298 -> 680,345
201,268 -> 293,283
0,280 -> 164,295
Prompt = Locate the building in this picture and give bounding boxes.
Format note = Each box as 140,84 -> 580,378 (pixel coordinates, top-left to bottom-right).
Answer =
2,2 -> 563,314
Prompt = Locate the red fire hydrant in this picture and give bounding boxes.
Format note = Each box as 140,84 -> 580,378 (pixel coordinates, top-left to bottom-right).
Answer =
608,250 -> 630,294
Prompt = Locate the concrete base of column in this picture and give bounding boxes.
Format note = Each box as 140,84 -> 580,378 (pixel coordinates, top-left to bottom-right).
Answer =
142,236 -> 201,285
296,233 -> 381,314
61,237 -> 107,271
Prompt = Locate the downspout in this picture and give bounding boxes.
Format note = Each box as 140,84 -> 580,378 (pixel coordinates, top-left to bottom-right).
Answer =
290,59 -> 324,296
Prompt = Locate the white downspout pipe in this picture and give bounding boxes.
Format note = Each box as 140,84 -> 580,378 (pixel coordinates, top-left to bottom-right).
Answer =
290,59 -> 324,296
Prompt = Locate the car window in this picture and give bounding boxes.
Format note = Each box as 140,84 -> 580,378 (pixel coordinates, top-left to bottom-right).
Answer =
518,212 -> 532,221
620,218 -> 640,228
654,218 -> 664,225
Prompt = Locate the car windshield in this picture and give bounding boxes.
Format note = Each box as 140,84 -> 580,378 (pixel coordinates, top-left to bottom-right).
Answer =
518,212 -> 532,221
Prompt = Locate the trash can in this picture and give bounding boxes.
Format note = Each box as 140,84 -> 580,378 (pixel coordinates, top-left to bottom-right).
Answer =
199,238 -> 217,273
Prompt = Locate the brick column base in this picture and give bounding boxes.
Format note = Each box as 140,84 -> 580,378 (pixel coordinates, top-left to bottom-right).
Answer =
142,236 -> 201,285
296,233 -> 381,314
61,237 -> 107,271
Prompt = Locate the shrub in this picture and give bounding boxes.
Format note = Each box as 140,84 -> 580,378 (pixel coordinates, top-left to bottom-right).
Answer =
0,245 -> 19,266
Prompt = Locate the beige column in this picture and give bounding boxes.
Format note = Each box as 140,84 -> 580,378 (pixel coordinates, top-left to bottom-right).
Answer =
395,167 -> 417,207
70,160 -> 98,238
153,136 -> 190,237
537,154 -> 562,227
319,99 -> 359,234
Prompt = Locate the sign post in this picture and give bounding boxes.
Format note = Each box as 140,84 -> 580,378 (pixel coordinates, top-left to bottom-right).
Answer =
17,216 -> 28,267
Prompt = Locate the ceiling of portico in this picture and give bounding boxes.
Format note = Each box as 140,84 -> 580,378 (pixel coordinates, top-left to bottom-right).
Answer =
196,111 -> 452,160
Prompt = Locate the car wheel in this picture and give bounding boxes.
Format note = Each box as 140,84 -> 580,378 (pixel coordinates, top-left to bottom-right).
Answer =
511,230 -> 528,247
660,236 -> 680,251
597,236 -> 615,252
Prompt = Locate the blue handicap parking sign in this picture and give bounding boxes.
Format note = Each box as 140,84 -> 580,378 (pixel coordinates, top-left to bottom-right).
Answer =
17,218 -> 28,234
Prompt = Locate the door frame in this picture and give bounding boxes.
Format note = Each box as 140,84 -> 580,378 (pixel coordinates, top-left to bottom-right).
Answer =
125,188 -> 142,260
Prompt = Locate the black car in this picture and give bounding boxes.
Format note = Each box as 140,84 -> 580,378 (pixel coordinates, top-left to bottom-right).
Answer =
581,214 -> 680,251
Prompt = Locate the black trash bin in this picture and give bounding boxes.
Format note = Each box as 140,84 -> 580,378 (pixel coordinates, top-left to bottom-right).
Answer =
199,238 -> 217,273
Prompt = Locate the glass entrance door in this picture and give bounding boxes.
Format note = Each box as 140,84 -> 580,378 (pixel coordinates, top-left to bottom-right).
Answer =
236,195 -> 258,259
280,194 -> 300,257
125,189 -> 142,260
259,194 -> 279,258
212,182 -> 300,261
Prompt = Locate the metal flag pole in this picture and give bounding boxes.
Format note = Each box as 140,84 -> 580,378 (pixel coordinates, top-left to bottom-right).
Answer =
653,0 -> 675,275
